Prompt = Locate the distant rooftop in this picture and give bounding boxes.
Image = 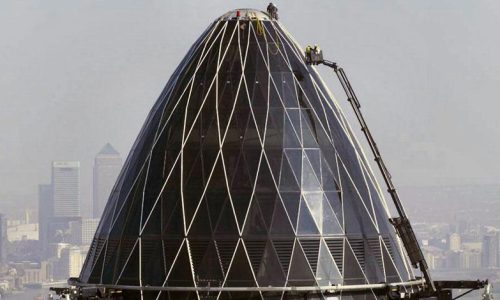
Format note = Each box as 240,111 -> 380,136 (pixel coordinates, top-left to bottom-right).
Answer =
97,143 -> 119,155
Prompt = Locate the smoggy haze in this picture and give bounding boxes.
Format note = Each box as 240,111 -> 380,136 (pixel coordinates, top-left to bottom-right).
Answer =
1,0 -> 499,216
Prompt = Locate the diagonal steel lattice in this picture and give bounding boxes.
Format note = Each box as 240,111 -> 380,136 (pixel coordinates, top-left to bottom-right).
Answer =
79,9 -> 416,300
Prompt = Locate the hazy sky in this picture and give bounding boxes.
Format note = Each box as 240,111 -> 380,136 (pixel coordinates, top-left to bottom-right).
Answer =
1,1 -> 499,216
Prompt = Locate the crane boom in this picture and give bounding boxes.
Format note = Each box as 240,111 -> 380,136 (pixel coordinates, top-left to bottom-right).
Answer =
305,47 -> 435,293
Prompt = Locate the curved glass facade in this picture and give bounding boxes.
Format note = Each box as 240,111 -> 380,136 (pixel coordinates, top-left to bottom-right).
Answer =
79,9 -> 414,300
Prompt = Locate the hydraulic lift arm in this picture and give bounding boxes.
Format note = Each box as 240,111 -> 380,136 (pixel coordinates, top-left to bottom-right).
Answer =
304,46 -> 489,299
304,46 -> 436,292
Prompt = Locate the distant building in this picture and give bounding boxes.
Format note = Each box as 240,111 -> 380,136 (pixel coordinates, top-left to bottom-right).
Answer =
52,161 -> 80,217
6,223 -> 38,241
81,219 -> 99,245
0,214 -> 7,265
38,183 -> 53,255
53,246 -> 86,280
481,231 -> 499,268
18,261 -> 51,286
40,166 -> 81,258
449,233 -> 461,251
92,143 -> 122,219
461,249 -> 481,270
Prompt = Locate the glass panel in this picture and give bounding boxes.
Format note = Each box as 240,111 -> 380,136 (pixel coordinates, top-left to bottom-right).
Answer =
321,195 -> 344,235
256,241 -> 286,287
141,239 -> 166,286
281,72 -> 298,108
283,110 -> 301,148
302,153 -> 321,191
316,239 -> 342,286
280,192 -> 301,230
225,242 -> 257,287
297,196 -> 320,236
343,241 -> 367,285
243,199 -> 267,236
287,240 -> 315,286
270,198 -> 295,235
284,109 -> 301,148
303,192 -> 323,233
166,242 -> 195,287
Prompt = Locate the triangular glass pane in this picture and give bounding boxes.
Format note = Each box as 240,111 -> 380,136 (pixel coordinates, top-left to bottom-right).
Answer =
321,157 -> 339,193
299,239 -> 320,274
112,239 -> 138,284
243,240 -> 266,275
382,239 -> 402,282
166,242 -> 194,287
163,239 -> 183,279
116,241 -> 139,286
302,154 -> 321,191
242,101 -> 262,146
86,240 -> 106,283
266,149 -> 283,185
162,197 -> 184,237
141,135 -> 175,229
269,74 -> 284,108
363,237 -> 385,284
256,194 -> 276,230
316,239 -> 342,286
109,169 -> 146,240
339,165 -> 378,236
190,240 -> 224,287
222,84 -> 251,146
188,239 -> 210,275
265,107 -> 284,151
284,149 -> 302,185
283,109 -> 301,148
241,147 -> 262,187
305,149 -> 321,178
256,241 -> 286,287
187,195 -> 212,237
270,198 -> 295,235
243,199 -> 268,236
159,163 -> 183,237
101,239 -> 119,283
279,155 -> 300,192
321,195 -> 344,235
215,239 -> 238,275
324,238 -> 344,276
300,109 -> 319,148
183,151 -> 208,227
281,73 -> 298,108
343,241 -> 367,285
214,198 -> 239,235
253,158 -> 279,227
297,197 -> 320,236
224,242 -> 257,287
141,193 -> 162,237
287,240 -> 315,286
280,192 -> 300,230
217,74 -> 238,134
138,239 -> 165,287
325,191 -> 343,230
303,192 -> 324,233
249,78 -> 268,139
272,239 -> 294,276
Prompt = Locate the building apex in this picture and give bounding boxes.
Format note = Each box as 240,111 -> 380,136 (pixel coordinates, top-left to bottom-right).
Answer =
98,143 -> 119,155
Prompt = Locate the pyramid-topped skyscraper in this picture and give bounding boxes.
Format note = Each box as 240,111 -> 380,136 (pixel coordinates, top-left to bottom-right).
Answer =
79,9 -> 417,299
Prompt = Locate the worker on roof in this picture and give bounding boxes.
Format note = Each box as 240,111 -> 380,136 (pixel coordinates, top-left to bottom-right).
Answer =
267,3 -> 278,20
